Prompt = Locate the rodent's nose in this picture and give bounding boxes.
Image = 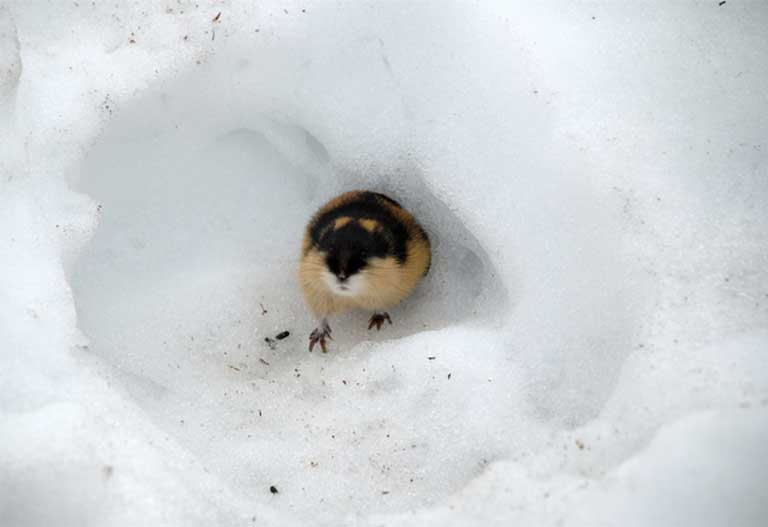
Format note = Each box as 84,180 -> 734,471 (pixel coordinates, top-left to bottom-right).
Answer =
337,272 -> 347,282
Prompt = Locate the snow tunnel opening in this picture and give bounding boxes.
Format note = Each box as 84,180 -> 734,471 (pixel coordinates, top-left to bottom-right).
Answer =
68,65 -> 508,520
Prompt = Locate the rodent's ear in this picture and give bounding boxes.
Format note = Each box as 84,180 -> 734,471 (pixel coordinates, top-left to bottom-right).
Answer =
359,219 -> 380,233
333,216 -> 353,230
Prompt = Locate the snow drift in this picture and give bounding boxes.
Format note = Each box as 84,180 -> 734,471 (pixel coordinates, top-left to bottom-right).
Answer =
1,2 -> 767,526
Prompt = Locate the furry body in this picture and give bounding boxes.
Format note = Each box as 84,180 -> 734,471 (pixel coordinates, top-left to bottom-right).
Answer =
299,191 -> 431,350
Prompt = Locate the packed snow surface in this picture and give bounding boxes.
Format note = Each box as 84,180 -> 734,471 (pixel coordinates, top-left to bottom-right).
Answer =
1,2 -> 767,526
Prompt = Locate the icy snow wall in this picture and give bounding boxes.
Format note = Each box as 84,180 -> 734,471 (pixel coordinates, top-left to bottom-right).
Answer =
1,2 -> 767,527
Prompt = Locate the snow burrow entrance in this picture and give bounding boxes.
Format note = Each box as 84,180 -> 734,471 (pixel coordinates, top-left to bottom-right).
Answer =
70,70 -> 507,522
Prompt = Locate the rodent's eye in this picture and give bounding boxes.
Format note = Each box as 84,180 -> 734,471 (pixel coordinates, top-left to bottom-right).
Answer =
359,250 -> 368,259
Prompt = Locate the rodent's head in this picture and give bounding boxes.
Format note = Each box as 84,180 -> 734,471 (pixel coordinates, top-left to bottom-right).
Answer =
317,218 -> 389,296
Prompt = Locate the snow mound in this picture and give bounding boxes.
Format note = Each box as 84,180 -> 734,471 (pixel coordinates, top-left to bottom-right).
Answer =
2,2 -> 767,526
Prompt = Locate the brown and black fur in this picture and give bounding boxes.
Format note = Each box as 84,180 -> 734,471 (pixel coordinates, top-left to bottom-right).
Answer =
299,190 -> 431,351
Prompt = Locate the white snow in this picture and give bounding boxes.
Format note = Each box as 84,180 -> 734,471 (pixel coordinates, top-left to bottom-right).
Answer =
1,1 -> 767,526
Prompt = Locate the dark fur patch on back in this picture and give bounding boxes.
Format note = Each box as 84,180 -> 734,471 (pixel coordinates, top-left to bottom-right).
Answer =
416,224 -> 431,276
371,192 -> 403,208
310,192 -> 409,263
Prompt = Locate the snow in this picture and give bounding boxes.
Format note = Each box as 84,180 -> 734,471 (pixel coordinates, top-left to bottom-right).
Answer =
1,1 -> 767,526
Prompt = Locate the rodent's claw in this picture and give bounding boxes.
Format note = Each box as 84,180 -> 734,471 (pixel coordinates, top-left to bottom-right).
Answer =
368,312 -> 392,331
309,325 -> 332,353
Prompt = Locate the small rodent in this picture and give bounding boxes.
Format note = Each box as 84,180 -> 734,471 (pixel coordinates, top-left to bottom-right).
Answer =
299,190 -> 431,352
